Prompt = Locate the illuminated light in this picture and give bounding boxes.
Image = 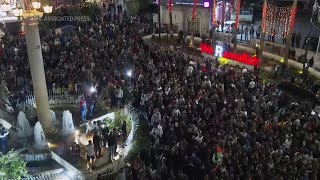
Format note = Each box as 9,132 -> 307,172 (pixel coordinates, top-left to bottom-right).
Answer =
90,86 -> 96,93
43,5 -> 53,13
218,57 -> 229,65
235,0 -> 241,29
212,0 -> 217,27
298,70 -> 303,74
280,58 -> 284,63
204,2 -> 210,8
126,70 -> 132,77
32,2 -> 41,9
47,143 -> 51,147
199,43 -> 223,57
215,45 -> 223,57
222,51 -> 260,67
262,2 -> 296,39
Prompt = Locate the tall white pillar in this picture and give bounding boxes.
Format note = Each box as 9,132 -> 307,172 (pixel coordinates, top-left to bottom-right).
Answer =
23,17 -> 57,136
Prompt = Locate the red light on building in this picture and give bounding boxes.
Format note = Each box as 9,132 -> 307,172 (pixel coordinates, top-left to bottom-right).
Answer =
200,43 -> 214,55
222,51 -> 259,67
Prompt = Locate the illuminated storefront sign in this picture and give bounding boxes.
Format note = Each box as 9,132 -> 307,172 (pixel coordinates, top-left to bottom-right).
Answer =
199,43 -> 223,57
199,42 -> 259,66
222,52 -> 259,67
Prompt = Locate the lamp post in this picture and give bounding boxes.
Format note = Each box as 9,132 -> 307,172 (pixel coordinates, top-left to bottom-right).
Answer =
3,0 -> 56,136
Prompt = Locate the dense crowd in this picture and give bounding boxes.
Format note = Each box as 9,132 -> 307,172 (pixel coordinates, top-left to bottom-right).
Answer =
1,2 -> 320,179
125,40 -> 320,179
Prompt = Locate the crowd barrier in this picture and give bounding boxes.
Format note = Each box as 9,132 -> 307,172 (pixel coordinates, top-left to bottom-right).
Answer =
24,88 -> 82,107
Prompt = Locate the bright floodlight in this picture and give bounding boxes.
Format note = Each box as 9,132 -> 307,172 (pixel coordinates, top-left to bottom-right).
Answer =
126,70 -> 132,77
90,86 -> 96,93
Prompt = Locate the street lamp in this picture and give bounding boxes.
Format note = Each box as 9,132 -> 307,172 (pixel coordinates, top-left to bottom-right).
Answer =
1,0 -> 57,135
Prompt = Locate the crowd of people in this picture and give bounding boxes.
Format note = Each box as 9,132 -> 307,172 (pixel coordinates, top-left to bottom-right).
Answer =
125,42 -> 320,179
1,0 -> 320,179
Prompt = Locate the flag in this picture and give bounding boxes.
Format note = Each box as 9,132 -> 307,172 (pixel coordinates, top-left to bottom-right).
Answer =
168,0 -> 172,13
212,145 -> 223,163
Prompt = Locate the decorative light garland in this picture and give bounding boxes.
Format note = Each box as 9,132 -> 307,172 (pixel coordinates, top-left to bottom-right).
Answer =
262,1 -> 267,33
192,0 -> 198,21
235,0 -> 241,29
263,2 -> 294,39
212,0 -> 217,28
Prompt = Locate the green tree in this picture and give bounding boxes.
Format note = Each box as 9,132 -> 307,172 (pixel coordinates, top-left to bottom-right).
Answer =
0,150 -> 28,180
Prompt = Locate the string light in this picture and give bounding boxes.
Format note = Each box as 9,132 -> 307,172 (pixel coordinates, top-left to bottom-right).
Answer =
235,0 -> 241,29
192,0 -> 198,21
262,1 -> 267,33
262,2 -> 294,39
212,0 -> 217,27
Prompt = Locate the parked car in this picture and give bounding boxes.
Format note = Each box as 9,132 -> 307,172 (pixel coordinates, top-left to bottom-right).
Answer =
216,21 -> 235,33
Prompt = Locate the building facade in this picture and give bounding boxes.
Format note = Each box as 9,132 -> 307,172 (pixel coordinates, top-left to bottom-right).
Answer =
160,5 -> 211,36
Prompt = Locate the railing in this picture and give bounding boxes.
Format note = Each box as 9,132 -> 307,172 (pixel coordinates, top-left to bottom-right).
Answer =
21,169 -> 65,180
24,88 -> 83,107
96,157 -> 126,180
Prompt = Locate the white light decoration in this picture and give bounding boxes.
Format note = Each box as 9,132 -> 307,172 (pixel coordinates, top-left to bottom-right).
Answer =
89,86 -> 96,93
12,8 -> 23,17
32,1 -> 41,9
126,70 -> 133,77
43,5 -> 53,13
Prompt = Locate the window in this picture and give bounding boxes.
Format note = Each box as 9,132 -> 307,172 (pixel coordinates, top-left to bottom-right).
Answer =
188,12 -> 200,34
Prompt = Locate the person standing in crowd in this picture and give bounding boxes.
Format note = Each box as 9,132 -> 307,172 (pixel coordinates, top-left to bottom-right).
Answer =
296,32 -> 301,48
93,131 -> 102,158
70,142 -> 80,165
256,25 -> 261,39
282,32 -> 287,44
86,140 -> 95,173
101,125 -> 109,147
121,121 -> 127,147
88,95 -> 96,119
249,26 -> 254,39
244,26 -> 249,41
113,128 -> 119,156
115,86 -> 123,108
80,97 -> 87,122
291,32 -> 296,47
309,56 -> 314,68
108,131 -> 116,162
